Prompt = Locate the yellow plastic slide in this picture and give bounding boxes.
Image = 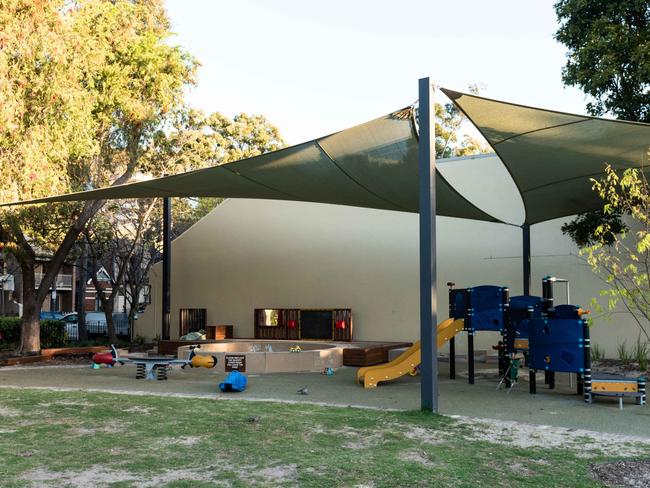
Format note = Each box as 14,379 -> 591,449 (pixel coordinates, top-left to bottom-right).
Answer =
357,318 -> 464,389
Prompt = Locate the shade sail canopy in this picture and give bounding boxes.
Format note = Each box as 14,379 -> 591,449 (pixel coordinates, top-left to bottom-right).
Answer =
2,107 -> 498,223
442,88 -> 650,225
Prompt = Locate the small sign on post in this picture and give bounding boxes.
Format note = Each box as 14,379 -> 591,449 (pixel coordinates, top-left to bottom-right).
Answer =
224,354 -> 246,372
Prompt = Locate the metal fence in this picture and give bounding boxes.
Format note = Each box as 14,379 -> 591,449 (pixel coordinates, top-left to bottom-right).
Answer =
65,318 -> 131,342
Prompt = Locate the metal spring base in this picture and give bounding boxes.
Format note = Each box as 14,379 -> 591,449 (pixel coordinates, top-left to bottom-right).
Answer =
156,366 -> 168,381
136,364 -> 146,379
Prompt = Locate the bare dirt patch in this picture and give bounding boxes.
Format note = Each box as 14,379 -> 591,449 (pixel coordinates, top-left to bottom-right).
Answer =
41,399 -> 96,408
506,462 -> 534,477
69,421 -> 126,436
401,425 -> 453,445
0,405 -> 21,417
343,435 -> 382,450
135,468 -> 224,487
21,465 -> 224,488
124,405 -> 156,415
591,460 -> 650,488
323,425 -> 384,450
156,435 -> 203,447
451,416 -> 650,457
21,466 -> 137,487
399,449 -> 435,467
257,464 -> 298,484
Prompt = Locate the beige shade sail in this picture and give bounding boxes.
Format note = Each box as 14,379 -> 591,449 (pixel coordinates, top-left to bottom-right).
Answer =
442,88 -> 650,225
1,107 -> 498,223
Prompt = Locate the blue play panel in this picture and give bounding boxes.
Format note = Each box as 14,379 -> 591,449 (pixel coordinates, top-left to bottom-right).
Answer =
528,317 -> 586,373
450,285 -> 508,332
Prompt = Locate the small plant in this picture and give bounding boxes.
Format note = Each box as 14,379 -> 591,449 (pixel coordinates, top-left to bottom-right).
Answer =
590,343 -> 605,361
632,338 -> 649,371
617,341 -> 634,366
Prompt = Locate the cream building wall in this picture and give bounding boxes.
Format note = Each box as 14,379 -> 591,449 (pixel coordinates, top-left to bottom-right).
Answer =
135,155 -> 639,358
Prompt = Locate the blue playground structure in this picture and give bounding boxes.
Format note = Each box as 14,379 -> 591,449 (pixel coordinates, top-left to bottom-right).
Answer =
448,284 -> 509,384
448,277 -> 646,408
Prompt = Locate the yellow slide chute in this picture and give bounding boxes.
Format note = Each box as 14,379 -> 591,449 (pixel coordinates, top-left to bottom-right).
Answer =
357,318 -> 464,389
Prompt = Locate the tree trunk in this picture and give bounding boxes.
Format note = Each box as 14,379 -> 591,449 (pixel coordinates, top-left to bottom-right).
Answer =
7,140 -> 139,356
17,255 -> 39,354
104,301 -> 117,344
76,248 -> 88,342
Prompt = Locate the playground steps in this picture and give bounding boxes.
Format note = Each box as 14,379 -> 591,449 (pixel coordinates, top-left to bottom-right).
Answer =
342,342 -> 412,366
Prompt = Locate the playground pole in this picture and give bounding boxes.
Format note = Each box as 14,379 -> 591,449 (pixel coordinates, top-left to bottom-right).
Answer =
522,224 -> 531,296
418,77 -> 438,412
162,196 -> 171,341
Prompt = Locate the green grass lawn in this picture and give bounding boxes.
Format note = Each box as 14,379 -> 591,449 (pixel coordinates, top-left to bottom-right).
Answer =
0,388 -> 645,487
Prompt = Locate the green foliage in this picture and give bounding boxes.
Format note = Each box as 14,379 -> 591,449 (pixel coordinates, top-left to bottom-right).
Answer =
618,339 -> 650,370
0,0 -> 198,352
435,102 -> 485,158
0,0 -> 198,252
579,164 -> 650,341
561,210 -> 628,247
435,86 -> 489,159
617,341 -> 634,366
590,343 -> 605,361
632,339 -> 649,370
0,317 -> 21,345
145,110 -> 286,235
0,318 -> 65,349
557,1 -> 649,248
416,86 -> 490,159
39,320 -> 66,348
554,0 -> 650,122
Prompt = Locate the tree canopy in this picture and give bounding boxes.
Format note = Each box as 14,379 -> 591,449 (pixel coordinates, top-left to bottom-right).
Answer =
555,0 -> 650,122
0,0 -> 197,352
556,1 -> 649,247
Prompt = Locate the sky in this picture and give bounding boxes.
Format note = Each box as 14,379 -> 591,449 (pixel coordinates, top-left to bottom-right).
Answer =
165,0 -> 589,145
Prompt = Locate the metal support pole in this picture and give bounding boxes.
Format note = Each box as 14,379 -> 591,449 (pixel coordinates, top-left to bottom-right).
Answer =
529,369 -> 537,394
522,224 -> 531,296
418,77 -> 438,412
449,337 -> 455,379
468,331 -> 475,384
583,319 -> 592,403
162,196 -> 171,341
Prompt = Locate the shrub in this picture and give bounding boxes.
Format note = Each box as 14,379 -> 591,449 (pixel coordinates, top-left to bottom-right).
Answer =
632,340 -> 649,371
40,320 -> 66,348
590,343 -> 605,361
0,318 -> 66,350
617,341 -> 634,366
0,317 -> 22,346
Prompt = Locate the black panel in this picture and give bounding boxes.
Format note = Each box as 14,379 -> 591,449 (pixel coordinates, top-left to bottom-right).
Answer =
300,310 -> 333,340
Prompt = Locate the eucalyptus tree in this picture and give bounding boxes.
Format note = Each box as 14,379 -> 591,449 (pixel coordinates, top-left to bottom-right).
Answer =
0,0 -> 197,353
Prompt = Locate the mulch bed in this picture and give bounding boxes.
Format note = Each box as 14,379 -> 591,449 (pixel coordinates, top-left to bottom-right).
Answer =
0,346 -> 109,367
16,355 -> 94,367
591,460 -> 650,487
592,359 -> 648,378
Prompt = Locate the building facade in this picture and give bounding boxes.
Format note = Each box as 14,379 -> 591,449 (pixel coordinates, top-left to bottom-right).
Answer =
134,158 -> 643,360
